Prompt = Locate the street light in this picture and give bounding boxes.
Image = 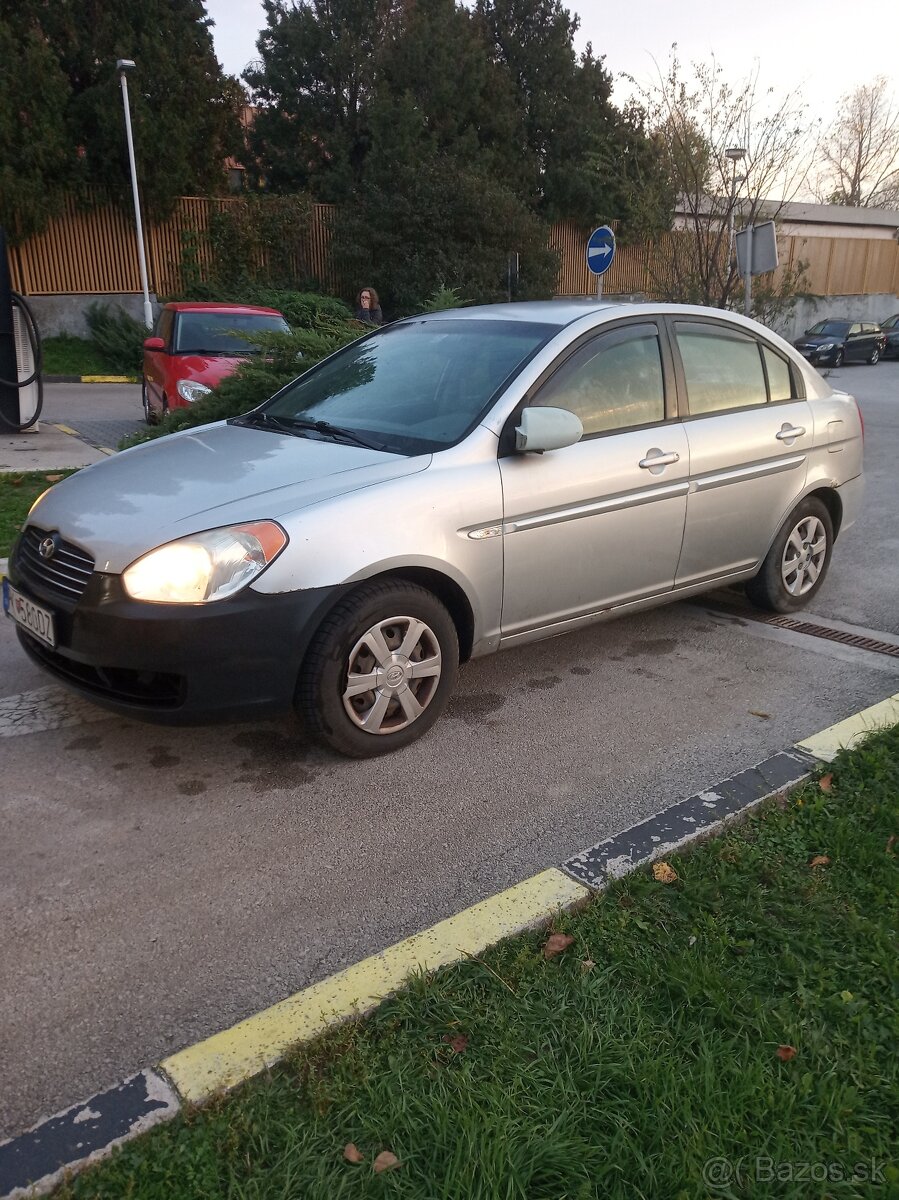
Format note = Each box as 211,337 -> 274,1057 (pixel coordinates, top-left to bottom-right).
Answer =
725,146 -> 747,274
116,58 -> 153,329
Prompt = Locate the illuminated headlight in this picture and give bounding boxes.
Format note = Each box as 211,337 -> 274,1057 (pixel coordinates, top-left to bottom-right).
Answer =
123,521 -> 287,604
176,379 -> 212,403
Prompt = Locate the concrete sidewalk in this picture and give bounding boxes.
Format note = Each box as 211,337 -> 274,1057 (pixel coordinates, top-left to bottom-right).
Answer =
0,423 -> 108,472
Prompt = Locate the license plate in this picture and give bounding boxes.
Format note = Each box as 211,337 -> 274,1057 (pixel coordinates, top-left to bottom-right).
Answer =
3,579 -> 56,648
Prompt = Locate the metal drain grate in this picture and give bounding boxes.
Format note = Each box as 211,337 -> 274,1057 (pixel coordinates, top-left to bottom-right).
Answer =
761,616 -> 899,658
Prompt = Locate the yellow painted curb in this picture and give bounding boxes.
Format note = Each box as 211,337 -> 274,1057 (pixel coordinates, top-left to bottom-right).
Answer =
80,375 -> 134,384
796,692 -> 899,762
53,423 -> 80,437
161,867 -> 589,1104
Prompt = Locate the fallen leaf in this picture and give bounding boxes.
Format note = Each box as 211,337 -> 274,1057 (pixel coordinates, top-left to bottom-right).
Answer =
373,1151 -> 400,1173
688,935 -> 697,947
542,932 -> 574,959
343,1143 -> 364,1164
886,836 -> 896,855
818,773 -> 833,792
580,958 -> 596,972
652,861 -> 678,884
9,477 -> 22,486
776,1045 -> 797,1062
840,990 -> 854,1003
45,473 -> 64,482
809,855 -> 831,868
442,1033 -> 469,1053
749,710 -> 770,719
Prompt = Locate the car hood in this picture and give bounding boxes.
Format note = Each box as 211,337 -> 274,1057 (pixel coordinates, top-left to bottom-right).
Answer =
796,334 -> 843,346
170,354 -> 246,386
28,422 -> 428,573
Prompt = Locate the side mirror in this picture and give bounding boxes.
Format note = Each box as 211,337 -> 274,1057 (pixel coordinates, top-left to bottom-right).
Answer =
143,336 -> 165,351
515,406 -> 583,453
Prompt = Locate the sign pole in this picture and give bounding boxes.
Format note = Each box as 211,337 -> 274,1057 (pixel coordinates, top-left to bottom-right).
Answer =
596,274 -> 603,300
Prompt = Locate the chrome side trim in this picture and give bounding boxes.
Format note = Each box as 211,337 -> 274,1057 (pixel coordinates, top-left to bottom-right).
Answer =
693,454 -> 806,493
504,480 -> 689,534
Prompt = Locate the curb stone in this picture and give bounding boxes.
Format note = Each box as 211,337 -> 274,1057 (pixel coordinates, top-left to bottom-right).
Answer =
1,694 -> 898,1198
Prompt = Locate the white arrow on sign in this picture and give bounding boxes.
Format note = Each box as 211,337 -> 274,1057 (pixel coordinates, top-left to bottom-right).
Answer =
588,245 -> 612,263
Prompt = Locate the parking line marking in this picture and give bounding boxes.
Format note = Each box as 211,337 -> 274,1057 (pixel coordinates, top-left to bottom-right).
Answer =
161,867 -> 589,1104
795,691 -> 899,762
0,686 -> 111,738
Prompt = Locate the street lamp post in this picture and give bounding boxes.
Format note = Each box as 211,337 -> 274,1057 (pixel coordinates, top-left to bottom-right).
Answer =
725,146 -> 747,304
116,59 -> 153,329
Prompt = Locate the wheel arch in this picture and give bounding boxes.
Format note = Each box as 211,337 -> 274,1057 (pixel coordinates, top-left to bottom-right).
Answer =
806,485 -> 843,540
365,566 -> 476,662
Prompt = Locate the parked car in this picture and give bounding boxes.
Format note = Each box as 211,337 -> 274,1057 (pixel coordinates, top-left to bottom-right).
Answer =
880,313 -> 899,359
141,302 -> 289,424
793,319 -> 885,367
6,302 -> 863,757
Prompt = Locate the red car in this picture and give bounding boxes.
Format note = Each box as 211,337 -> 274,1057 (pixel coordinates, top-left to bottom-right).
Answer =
141,302 -> 289,424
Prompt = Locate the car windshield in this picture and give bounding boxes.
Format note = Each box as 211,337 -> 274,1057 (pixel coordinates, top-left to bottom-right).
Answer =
882,315 -> 898,329
261,319 -> 560,455
807,321 -> 850,337
174,311 -> 289,354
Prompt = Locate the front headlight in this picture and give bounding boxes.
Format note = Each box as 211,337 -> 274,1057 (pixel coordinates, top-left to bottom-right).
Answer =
122,521 -> 288,604
817,343 -> 835,352
176,379 -> 213,403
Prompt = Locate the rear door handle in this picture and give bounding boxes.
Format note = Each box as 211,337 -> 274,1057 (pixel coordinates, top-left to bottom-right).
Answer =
639,450 -> 680,469
776,425 -> 806,441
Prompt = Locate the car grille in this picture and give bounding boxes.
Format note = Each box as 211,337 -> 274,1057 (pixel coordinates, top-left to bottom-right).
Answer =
14,526 -> 95,604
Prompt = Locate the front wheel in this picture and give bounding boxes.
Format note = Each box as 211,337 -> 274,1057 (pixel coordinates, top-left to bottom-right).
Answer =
141,378 -> 157,425
832,348 -> 844,367
745,497 -> 834,613
297,580 -> 459,757
868,346 -> 880,364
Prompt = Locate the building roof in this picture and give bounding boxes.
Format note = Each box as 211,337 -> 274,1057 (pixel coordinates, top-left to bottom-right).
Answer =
676,194 -> 899,229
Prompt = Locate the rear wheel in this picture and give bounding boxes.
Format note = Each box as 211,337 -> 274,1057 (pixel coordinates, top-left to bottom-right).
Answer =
141,378 -> 157,425
745,497 -> 833,613
297,580 -> 459,757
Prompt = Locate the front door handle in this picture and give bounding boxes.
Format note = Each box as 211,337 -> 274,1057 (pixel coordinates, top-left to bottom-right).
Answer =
639,450 -> 680,470
776,425 -> 806,441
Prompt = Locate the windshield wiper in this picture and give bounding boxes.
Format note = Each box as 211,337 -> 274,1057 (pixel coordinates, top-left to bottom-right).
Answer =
230,410 -> 303,435
285,418 -> 385,451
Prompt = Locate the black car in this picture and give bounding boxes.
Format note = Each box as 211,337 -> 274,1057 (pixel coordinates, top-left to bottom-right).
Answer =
793,319 -> 885,367
880,314 -> 899,359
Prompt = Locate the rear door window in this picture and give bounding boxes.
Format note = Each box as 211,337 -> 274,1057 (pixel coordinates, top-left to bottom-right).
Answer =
675,322 -> 767,414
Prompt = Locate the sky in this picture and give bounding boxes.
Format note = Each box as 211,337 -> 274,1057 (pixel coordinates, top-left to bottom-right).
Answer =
203,0 -> 895,123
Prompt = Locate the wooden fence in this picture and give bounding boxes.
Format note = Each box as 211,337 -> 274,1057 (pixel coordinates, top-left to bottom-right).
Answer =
9,199 -> 899,301
7,195 -> 339,297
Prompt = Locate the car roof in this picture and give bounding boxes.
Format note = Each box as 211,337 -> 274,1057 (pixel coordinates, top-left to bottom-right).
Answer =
164,302 -> 284,316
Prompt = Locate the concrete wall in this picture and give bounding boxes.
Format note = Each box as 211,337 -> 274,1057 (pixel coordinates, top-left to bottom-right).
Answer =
26,294 -> 160,339
771,293 -> 898,342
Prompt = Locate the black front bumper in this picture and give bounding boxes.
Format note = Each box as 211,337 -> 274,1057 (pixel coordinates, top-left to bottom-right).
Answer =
796,345 -> 841,365
8,548 -> 344,723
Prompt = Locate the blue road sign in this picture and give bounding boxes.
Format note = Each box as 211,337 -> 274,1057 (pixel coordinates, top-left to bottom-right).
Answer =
586,225 -> 616,276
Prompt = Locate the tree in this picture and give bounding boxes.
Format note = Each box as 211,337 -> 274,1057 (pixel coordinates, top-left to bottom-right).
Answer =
817,77 -> 899,208
332,0 -> 558,311
475,0 -> 672,237
0,15 -> 71,238
631,50 -> 815,310
0,0 -> 240,235
245,0 -> 399,201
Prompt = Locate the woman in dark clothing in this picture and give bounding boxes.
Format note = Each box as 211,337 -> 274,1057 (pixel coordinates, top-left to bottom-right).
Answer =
355,286 -> 383,325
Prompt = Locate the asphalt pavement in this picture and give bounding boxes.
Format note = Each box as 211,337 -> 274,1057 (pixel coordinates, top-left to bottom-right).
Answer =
1,367 -> 897,1138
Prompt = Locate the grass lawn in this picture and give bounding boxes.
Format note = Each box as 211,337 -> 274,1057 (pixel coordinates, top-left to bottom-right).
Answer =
54,726 -> 899,1199
0,471 -> 77,557
41,335 -> 116,377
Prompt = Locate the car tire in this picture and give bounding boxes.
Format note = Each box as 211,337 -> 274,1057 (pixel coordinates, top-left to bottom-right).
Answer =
297,580 -> 459,758
868,346 -> 880,364
745,497 -> 834,614
832,348 -> 844,367
141,377 -> 157,426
